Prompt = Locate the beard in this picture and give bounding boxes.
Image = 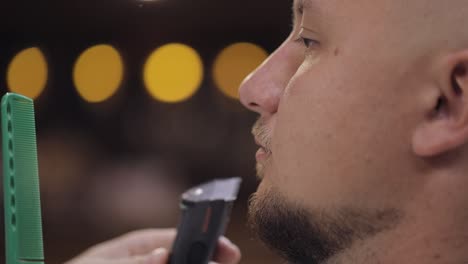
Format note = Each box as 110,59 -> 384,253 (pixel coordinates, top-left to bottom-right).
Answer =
248,186 -> 402,264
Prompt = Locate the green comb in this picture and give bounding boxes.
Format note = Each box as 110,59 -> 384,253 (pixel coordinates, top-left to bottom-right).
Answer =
2,93 -> 44,264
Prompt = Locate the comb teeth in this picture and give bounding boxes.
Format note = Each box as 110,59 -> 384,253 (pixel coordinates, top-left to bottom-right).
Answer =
3,93 -> 44,263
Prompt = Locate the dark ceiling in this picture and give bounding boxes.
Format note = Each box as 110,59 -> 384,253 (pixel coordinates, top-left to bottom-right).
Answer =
0,0 -> 292,40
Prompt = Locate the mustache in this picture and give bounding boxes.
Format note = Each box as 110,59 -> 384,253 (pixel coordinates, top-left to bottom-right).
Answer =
252,118 -> 272,153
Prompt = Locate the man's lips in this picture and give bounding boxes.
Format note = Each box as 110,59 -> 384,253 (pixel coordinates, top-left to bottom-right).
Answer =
256,147 -> 270,161
255,138 -> 271,161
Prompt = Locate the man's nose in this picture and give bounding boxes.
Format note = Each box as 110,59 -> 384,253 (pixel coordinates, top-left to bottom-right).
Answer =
238,42 -> 296,116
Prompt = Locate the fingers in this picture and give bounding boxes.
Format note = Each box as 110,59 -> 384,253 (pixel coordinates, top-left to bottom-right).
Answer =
144,248 -> 170,264
87,229 -> 177,258
212,237 -> 242,264
117,230 -> 241,264
68,248 -> 170,264
120,229 -> 176,256
66,229 -> 241,264
105,249 -> 168,264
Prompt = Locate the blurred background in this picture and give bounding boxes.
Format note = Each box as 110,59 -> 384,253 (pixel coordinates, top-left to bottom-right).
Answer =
0,0 -> 292,263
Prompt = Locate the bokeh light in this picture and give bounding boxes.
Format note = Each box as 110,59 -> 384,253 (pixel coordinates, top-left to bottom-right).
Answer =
7,47 -> 48,99
213,43 -> 268,99
73,44 -> 124,103
143,43 -> 203,103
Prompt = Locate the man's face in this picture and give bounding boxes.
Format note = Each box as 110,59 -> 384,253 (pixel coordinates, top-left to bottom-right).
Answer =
240,0 -> 443,263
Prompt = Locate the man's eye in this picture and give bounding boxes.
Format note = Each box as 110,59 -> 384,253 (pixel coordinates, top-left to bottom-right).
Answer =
294,36 -> 319,50
300,37 -> 318,48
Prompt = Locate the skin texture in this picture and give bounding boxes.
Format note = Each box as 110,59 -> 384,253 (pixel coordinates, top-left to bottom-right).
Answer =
241,0 -> 468,263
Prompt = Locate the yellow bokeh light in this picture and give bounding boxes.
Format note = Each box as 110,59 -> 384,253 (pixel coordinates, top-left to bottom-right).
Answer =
73,44 -> 124,103
213,43 -> 268,99
7,47 -> 48,99
143,43 -> 203,103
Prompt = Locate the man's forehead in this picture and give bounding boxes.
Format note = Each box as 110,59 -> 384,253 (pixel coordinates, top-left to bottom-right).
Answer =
294,0 -> 313,11
294,0 -> 305,13
293,0 -> 321,16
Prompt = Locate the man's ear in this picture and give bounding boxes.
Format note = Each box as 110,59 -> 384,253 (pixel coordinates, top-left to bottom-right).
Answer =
412,52 -> 468,157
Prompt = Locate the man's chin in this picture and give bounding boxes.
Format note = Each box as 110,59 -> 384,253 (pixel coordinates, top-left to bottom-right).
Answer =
248,188 -> 330,264
248,187 -> 403,264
